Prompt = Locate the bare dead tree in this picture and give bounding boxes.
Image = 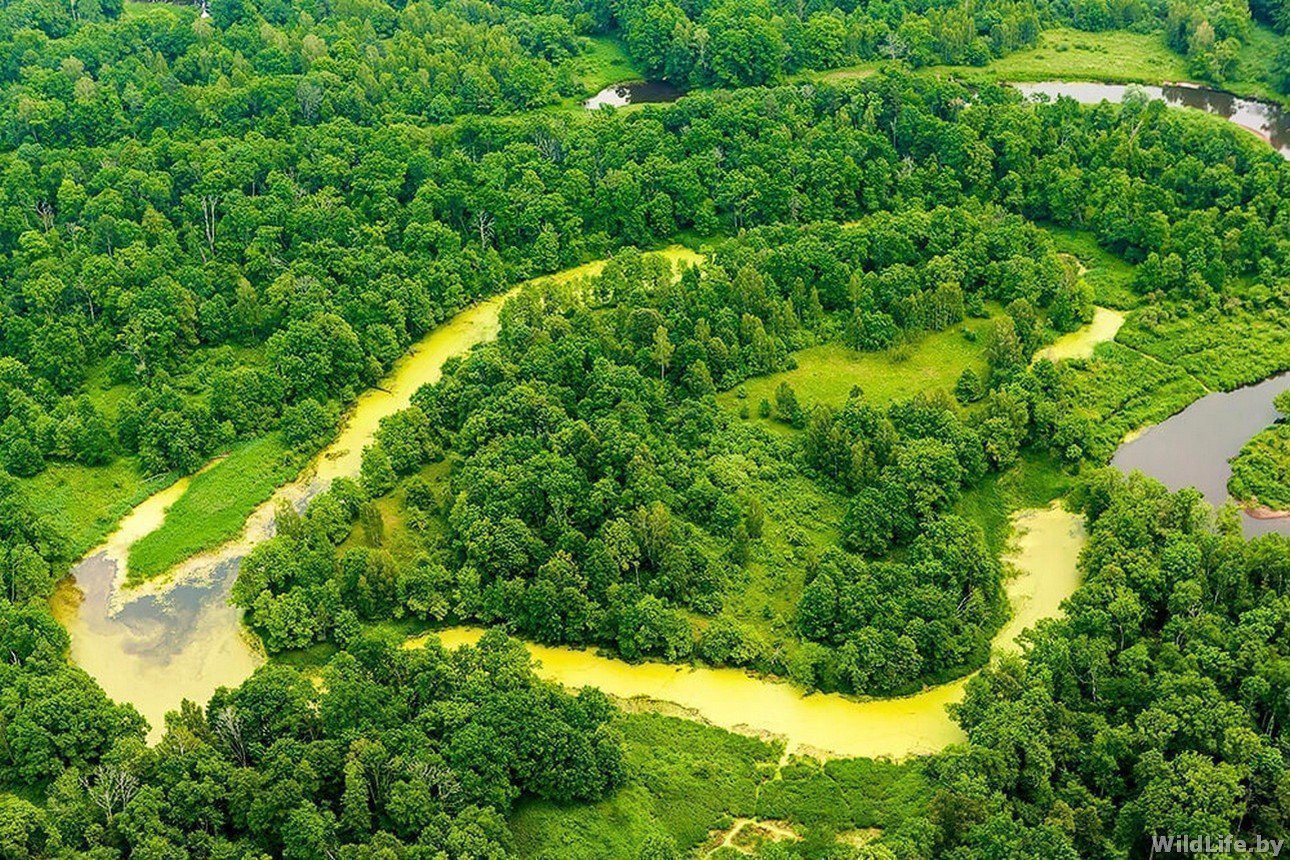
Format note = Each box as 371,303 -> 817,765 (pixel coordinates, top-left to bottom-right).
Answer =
81,764 -> 139,823
473,209 -> 495,249
880,30 -> 909,62
200,193 -> 219,256
409,760 -> 461,804
212,705 -> 249,767
532,129 -> 563,163
35,200 -> 54,232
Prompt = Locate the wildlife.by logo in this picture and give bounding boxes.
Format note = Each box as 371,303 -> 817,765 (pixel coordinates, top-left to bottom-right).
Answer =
1151,834 -> 1285,857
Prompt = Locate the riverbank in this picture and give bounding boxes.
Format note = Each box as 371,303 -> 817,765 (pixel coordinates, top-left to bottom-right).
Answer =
406,502 -> 1087,762
1113,372 -> 1290,537
51,247 -> 702,740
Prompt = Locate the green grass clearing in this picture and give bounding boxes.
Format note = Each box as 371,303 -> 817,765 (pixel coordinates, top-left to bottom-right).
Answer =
548,35 -> 646,111
127,434 -> 303,583
1040,224 -> 1139,309
21,459 -> 158,562
955,451 -> 1073,556
509,711 -> 930,857
941,27 -> 1190,85
719,317 -> 995,434
1231,23 -> 1289,106
810,28 -> 1190,89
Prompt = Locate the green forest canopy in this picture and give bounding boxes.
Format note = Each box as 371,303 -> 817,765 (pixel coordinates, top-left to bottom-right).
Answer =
0,0 -> 1288,856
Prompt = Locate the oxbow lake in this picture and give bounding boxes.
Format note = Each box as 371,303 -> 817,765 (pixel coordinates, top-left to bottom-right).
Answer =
1113,372 -> 1290,537
1014,81 -> 1290,159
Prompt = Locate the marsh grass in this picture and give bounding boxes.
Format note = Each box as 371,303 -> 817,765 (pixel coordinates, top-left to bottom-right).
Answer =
22,459 -> 158,561
126,434 -> 302,583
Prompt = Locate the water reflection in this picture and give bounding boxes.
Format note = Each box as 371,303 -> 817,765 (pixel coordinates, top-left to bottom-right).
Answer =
53,555 -> 261,743
585,80 -> 683,109
1014,81 -> 1290,159
1112,372 -> 1290,536
54,248 -> 704,742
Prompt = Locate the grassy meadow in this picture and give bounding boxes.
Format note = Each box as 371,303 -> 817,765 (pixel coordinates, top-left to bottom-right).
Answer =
126,434 -> 303,582
21,459 -> 159,561
718,317 -> 996,434
510,711 -> 930,857
1041,225 -> 1140,309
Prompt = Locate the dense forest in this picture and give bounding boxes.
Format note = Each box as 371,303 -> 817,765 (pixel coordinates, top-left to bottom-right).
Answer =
934,471 -> 1290,859
0,0 -> 1288,855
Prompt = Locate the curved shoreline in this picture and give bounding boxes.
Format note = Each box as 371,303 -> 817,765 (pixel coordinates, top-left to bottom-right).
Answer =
1243,503 -> 1290,520
409,503 -> 1087,761
52,248 -> 702,741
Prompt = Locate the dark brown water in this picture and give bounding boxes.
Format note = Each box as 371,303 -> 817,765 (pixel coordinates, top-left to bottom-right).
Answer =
1015,82 -> 1290,159
585,80 -> 683,109
1112,372 -> 1290,536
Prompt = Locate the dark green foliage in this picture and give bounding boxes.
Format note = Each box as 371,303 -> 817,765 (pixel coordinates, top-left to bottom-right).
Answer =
925,472 -> 1290,857
3,627 -> 623,858
611,0 -> 1042,87
1228,388 -> 1290,510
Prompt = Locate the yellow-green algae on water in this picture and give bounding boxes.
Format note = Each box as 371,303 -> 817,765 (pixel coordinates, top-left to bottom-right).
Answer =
53,247 -> 702,742
411,503 -> 1086,761
1037,307 -> 1125,363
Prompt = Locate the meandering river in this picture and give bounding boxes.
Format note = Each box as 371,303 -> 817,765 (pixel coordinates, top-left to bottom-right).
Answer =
52,219 -> 1283,760
411,503 -> 1086,760
55,249 -> 701,740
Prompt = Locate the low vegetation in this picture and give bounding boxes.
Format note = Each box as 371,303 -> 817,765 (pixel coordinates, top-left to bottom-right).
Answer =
941,27 -> 1190,86
1228,388 -> 1290,511
718,317 -> 996,435
126,434 -> 303,582
2,0 -> 1290,855
511,712 -> 931,857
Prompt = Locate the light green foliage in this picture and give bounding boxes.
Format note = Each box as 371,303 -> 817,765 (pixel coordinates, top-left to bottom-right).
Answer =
1056,341 -> 1207,459
512,712 -> 930,857
1041,226 -> 1140,310
126,434 -> 302,583
939,27 -> 1189,85
1228,388 -> 1290,510
19,459 -> 153,560
1117,303 -> 1290,392
721,320 -> 995,435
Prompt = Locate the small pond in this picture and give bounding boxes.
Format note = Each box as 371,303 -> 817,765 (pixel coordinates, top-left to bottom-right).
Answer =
1014,82 -> 1290,158
585,80 -> 683,109
1112,372 -> 1290,537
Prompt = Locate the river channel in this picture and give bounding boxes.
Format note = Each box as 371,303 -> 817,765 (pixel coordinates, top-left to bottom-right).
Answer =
53,252 -> 704,740
1014,81 -> 1290,158
1112,372 -> 1290,537
55,237 -> 1279,759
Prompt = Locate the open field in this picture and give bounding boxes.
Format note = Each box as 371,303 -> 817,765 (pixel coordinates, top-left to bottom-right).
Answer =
510,711 -> 930,857
942,28 -> 1190,85
718,318 -> 995,433
810,29 -> 1189,88
21,459 -> 158,561
126,434 -> 303,582
1040,224 -> 1139,309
